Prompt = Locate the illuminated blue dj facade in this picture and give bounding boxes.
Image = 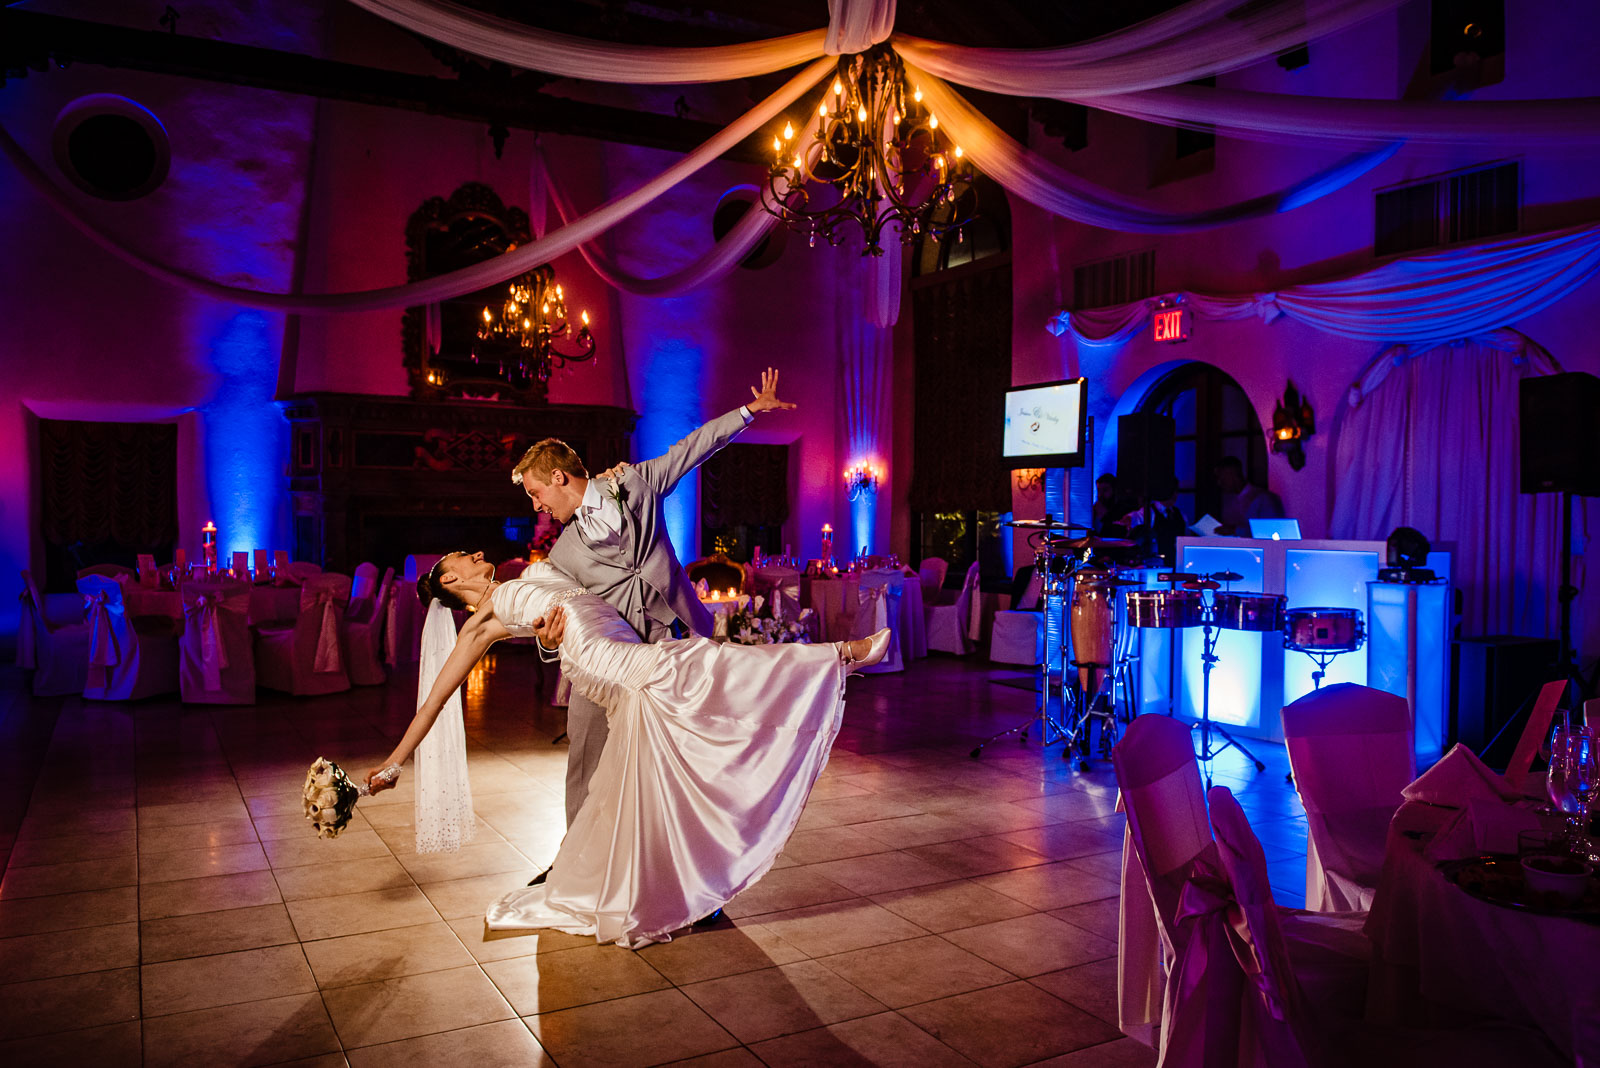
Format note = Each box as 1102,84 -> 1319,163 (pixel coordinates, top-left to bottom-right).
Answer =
1129,537 -> 1451,748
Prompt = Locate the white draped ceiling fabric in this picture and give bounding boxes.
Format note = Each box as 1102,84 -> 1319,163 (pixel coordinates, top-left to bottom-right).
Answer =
9,0 -> 1598,308
1049,221 -> 1600,348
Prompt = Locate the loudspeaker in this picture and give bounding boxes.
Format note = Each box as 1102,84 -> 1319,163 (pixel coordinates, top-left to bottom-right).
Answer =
1520,372 -> 1600,496
1117,412 -> 1176,504
1451,635 -> 1559,766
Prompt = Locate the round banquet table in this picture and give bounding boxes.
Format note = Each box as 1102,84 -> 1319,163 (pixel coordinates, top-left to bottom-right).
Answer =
799,569 -> 926,667
800,574 -> 860,643
1363,800 -> 1600,1060
122,582 -> 303,628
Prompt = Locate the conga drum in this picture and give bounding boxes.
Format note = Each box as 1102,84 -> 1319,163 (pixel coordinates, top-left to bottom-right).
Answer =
1070,569 -> 1118,697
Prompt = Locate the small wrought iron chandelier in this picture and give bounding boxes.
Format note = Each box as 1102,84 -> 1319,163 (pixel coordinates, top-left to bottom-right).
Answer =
476,262 -> 595,380
762,45 -> 977,256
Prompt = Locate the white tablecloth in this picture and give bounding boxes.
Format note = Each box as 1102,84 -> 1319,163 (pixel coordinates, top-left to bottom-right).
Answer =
1364,800 -> 1600,1059
799,570 -> 925,670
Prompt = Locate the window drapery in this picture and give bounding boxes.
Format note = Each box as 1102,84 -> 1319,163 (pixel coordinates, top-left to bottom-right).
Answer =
1329,332 -> 1564,639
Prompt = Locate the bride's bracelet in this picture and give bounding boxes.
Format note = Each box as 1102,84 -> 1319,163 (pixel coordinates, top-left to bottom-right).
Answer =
357,764 -> 401,797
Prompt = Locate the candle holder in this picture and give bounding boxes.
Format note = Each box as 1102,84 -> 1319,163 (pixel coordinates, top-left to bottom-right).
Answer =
844,461 -> 881,501
201,521 -> 218,574
821,524 -> 835,570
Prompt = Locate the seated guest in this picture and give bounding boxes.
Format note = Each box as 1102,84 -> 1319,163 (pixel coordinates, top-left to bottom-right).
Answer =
1092,473 -> 1133,536
1214,456 -> 1283,536
1125,478 -> 1189,565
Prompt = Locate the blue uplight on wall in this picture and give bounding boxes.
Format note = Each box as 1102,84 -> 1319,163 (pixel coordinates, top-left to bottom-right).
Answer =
632,324 -> 705,561
203,310 -> 288,560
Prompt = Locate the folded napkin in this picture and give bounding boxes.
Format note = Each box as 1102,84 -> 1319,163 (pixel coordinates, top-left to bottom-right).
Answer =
1423,797 -> 1542,862
1402,743 -> 1523,807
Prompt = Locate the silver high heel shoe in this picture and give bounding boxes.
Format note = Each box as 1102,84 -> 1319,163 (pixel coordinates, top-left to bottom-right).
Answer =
841,628 -> 892,673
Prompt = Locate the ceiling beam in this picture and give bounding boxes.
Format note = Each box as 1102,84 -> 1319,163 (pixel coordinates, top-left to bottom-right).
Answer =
0,9 -> 778,165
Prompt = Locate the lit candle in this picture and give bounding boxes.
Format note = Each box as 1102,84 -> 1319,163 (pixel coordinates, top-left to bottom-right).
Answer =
201,521 -> 218,573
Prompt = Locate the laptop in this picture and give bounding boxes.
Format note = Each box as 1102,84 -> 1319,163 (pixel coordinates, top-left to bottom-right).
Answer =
1248,517 -> 1302,540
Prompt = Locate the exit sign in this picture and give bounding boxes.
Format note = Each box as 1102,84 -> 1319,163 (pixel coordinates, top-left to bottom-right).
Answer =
1153,304 -> 1191,343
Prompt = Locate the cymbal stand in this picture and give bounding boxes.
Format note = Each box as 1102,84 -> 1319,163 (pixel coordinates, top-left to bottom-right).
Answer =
971,557 -> 1075,759
1193,617 -> 1267,785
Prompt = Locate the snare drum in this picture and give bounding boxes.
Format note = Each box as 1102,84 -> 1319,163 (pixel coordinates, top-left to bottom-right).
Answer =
1284,607 -> 1365,652
1212,592 -> 1286,632
1069,570 -> 1118,667
1125,588 -> 1205,629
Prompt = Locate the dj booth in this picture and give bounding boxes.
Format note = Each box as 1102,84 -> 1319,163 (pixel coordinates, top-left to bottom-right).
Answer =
1122,537 -> 1452,760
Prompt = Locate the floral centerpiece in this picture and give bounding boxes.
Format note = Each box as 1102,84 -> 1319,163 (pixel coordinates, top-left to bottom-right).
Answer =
302,758 -> 397,838
723,600 -> 814,646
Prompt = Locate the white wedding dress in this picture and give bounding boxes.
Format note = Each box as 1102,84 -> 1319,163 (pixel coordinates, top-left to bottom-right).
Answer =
483,564 -> 848,947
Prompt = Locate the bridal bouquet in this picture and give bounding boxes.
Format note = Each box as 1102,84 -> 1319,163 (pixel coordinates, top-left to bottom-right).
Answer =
725,605 -> 814,646
302,758 -> 397,838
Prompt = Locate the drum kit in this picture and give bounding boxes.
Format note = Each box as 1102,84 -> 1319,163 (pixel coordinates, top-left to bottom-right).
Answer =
979,517 -> 1371,777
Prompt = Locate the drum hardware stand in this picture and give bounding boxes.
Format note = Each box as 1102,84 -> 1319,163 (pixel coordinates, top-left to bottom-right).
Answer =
1296,648 -> 1347,691
1193,619 -> 1267,784
972,580 -> 1076,760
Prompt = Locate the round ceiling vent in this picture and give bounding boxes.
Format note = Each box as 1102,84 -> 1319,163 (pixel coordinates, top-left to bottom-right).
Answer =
712,186 -> 786,270
52,95 -> 171,201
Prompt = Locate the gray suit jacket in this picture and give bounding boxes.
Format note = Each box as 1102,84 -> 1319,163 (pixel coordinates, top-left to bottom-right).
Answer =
549,407 -> 749,641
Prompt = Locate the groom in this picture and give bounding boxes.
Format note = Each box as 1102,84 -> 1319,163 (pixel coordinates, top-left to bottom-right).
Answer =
512,367 -> 796,833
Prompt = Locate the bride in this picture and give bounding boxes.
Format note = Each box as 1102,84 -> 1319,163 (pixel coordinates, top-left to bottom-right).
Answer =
363,551 -> 889,947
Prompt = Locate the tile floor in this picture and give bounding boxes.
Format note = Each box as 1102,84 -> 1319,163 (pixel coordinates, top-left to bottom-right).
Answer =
0,651 -> 1307,1067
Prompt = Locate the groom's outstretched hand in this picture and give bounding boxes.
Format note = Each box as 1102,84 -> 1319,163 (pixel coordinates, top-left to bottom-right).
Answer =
532,605 -> 567,649
747,367 -> 797,414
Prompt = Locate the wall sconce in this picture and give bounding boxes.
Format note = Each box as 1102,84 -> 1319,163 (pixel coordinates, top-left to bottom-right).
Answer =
1013,467 -> 1045,495
844,461 -> 881,501
1271,381 -> 1315,471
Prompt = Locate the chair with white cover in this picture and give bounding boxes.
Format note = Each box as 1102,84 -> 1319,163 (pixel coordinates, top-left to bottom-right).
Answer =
77,575 -> 179,701
924,561 -> 979,655
989,566 -> 1045,666
1206,785 -> 1565,1068
179,578 -> 255,704
350,559 -> 380,607
389,553 -> 444,667
1112,713 -> 1229,1062
917,556 -> 949,602
344,567 -> 394,687
255,572 -> 352,696
851,576 -> 902,673
17,570 -> 91,696
1281,683 -> 1414,912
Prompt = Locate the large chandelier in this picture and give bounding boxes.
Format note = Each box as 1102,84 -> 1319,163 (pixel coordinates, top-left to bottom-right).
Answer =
762,46 -> 977,256
475,262 -> 595,380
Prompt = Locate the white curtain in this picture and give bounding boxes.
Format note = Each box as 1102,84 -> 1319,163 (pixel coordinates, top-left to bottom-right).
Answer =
1330,331 -> 1563,639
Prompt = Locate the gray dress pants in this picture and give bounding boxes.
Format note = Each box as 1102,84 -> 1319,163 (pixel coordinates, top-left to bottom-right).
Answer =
562,616 -> 674,827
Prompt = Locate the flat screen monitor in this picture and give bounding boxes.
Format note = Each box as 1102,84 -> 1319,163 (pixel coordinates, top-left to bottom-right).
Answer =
1002,378 -> 1087,469
1248,518 -> 1302,540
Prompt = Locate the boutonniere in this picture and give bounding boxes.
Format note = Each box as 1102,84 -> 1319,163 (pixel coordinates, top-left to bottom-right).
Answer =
602,476 -> 627,507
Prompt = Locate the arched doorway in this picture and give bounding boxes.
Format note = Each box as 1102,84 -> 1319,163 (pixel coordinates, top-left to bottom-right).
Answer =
1139,363 -> 1267,524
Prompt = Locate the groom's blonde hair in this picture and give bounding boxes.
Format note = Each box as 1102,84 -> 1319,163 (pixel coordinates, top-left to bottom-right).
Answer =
513,438 -> 589,486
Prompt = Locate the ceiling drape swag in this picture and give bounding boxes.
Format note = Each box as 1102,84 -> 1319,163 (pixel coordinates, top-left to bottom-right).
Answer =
0,57 -> 831,313
1050,221 -> 1600,349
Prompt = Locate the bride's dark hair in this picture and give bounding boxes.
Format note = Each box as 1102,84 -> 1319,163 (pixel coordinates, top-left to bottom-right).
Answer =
416,552 -> 471,611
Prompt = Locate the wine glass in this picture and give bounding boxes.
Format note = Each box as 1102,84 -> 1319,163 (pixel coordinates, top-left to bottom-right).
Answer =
1569,726 -> 1599,860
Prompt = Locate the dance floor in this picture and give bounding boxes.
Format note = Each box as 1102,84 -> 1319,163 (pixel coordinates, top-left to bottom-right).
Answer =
0,651 -> 1307,1067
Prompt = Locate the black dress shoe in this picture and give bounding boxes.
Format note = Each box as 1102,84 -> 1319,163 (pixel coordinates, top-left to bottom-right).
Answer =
527,868 -> 551,887
692,908 -> 725,927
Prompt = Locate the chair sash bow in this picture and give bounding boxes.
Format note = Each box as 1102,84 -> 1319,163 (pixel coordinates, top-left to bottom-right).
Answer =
83,590 -> 122,667
184,592 -> 231,691
310,590 -> 343,673
1176,869 -> 1287,1023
